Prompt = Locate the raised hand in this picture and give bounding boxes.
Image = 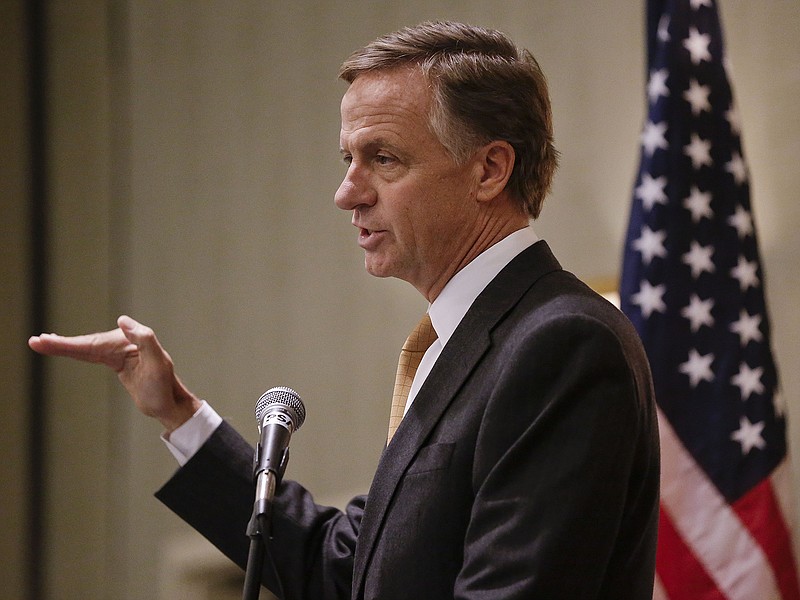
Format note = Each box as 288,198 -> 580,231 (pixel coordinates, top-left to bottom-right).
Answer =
29,315 -> 202,433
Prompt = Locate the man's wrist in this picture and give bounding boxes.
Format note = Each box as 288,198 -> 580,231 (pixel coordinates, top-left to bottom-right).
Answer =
161,394 -> 204,436
162,400 -> 223,466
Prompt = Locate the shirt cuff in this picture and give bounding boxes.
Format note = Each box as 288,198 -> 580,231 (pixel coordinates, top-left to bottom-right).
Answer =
161,400 -> 223,466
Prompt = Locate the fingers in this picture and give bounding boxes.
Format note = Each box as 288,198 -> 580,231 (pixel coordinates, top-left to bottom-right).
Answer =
29,330 -> 127,358
28,318 -> 140,371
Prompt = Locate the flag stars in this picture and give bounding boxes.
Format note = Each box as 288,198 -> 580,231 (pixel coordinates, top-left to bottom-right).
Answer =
679,348 -> 715,387
621,0 -> 790,522
730,416 -> 766,455
682,241 -> 715,278
633,226 -> 668,265
731,256 -> 759,292
730,309 -> 763,346
728,205 -> 754,239
636,173 -> 669,211
683,186 -> 713,223
731,362 -> 765,401
684,79 -> 712,115
684,27 -> 712,65
641,121 -> 669,156
681,294 -> 715,332
726,152 -> 748,185
648,69 -> 670,103
658,14 -> 671,43
620,0 -> 788,515
631,280 -> 667,318
684,133 -> 713,169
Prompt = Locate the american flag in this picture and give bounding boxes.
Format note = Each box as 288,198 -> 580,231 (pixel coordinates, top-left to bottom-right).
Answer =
619,0 -> 800,597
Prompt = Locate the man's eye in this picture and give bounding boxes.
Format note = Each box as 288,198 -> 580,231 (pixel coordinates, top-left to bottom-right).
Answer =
376,154 -> 394,165
342,154 -> 353,166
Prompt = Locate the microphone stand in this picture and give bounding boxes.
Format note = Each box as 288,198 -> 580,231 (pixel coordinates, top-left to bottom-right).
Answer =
242,471 -> 277,599
242,517 -> 267,600
242,470 -> 277,600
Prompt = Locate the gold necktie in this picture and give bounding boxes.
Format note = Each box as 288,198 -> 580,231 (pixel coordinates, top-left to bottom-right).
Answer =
387,313 -> 438,445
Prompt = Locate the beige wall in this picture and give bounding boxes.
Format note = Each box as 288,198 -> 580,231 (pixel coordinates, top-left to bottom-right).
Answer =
2,1 -> 798,598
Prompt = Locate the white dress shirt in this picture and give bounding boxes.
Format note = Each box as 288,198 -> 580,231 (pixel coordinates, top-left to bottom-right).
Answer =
406,225 -> 539,413
164,225 -> 538,465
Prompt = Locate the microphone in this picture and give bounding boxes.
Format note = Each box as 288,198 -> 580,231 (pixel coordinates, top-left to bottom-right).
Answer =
252,386 -> 306,521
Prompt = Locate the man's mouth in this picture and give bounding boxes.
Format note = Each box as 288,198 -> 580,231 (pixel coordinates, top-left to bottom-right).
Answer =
358,227 -> 386,249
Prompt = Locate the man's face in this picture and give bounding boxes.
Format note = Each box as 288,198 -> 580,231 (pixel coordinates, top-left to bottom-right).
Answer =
335,67 -> 483,300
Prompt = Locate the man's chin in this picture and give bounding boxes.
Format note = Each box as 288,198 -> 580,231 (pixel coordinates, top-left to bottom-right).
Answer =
363,256 -> 400,280
364,262 -> 392,279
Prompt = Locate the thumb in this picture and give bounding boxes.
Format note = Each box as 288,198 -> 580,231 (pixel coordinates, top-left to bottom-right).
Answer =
117,315 -> 162,356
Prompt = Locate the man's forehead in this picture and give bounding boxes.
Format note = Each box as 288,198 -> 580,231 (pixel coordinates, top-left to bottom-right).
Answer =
340,67 -> 430,121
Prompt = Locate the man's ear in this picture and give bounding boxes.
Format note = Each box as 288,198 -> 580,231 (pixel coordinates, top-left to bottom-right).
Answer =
475,141 -> 515,203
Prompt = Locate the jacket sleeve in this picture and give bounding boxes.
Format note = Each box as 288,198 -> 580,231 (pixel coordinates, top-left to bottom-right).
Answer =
155,420 -> 363,600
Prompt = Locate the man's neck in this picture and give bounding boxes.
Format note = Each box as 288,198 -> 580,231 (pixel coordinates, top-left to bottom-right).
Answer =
422,215 -> 530,303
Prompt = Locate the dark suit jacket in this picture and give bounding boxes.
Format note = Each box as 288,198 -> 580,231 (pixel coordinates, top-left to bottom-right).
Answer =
156,241 -> 660,599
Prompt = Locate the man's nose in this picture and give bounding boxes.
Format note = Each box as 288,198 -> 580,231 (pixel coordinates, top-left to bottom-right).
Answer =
334,165 -> 376,211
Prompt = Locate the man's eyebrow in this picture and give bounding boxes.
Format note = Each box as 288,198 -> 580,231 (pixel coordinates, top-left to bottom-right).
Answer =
339,137 -> 396,156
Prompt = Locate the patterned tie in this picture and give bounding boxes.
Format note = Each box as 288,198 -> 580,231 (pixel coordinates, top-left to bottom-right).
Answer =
387,313 -> 438,445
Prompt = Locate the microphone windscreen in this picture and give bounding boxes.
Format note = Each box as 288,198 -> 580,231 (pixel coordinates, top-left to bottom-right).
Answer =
255,386 -> 306,430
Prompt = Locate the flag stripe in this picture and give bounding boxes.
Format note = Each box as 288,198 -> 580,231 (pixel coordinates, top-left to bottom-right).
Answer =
732,478 -> 800,600
658,407 -> 781,599
657,504 -> 726,599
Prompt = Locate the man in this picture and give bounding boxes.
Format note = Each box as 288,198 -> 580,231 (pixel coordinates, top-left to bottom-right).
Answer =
29,21 -> 659,599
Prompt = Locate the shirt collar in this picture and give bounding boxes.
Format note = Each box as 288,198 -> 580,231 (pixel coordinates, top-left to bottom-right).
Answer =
428,225 -> 539,347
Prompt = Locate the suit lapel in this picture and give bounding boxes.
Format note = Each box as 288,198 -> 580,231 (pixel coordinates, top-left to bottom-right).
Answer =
351,241 -> 562,597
